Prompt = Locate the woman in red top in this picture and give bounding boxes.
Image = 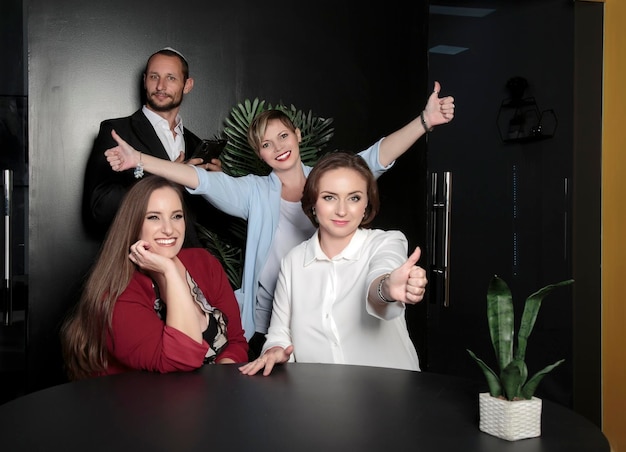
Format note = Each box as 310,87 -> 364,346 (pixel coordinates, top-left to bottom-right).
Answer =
61,176 -> 247,380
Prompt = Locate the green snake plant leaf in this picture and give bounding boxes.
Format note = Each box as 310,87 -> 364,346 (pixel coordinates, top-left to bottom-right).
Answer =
486,276 -> 515,373
515,279 -> 574,362
501,358 -> 527,400
470,276 -> 572,402
467,349 -> 502,398
520,359 -> 565,400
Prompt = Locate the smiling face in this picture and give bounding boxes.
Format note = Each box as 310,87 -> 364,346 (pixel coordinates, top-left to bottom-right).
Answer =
143,53 -> 193,113
258,118 -> 302,170
139,187 -> 185,259
315,167 -> 368,252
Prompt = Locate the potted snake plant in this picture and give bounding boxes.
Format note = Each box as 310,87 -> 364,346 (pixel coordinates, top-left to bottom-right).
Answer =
467,275 -> 573,441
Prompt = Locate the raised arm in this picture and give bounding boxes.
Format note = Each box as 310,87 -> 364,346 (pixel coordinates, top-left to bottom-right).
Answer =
105,129 -> 201,189
378,81 -> 455,167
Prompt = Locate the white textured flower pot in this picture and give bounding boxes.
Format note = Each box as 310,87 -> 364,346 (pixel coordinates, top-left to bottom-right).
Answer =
479,392 -> 542,441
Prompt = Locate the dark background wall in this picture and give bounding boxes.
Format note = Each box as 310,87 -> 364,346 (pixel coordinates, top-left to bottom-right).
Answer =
25,0 -> 430,391
0,0 -> 25,95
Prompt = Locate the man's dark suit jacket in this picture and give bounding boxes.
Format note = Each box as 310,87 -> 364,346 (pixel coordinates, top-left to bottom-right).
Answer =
82,109 -> 236,246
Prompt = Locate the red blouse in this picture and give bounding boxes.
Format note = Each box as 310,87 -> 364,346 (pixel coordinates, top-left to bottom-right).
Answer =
104,248 -> 248,375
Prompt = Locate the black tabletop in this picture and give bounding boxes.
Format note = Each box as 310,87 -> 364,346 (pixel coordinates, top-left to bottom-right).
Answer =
0,363 -> 610,452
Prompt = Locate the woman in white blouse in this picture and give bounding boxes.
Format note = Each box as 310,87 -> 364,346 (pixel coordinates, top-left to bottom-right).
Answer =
239,152 -> 427,376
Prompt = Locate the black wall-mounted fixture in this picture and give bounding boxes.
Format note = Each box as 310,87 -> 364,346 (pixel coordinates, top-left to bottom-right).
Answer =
497,76 -> 557,143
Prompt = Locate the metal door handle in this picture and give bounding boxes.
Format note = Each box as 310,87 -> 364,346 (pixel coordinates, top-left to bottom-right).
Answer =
430,171 -> 452,307
3,169 -> 12,326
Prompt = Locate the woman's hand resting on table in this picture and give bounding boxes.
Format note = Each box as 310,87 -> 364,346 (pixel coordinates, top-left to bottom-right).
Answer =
238,345 -> 294,376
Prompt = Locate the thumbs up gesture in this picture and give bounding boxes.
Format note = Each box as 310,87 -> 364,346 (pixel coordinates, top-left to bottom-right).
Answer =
386,246 -> 428,305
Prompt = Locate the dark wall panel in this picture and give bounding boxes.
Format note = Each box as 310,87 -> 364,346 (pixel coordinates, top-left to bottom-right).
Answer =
0,0 -> 25,96
426,0 -> 577,411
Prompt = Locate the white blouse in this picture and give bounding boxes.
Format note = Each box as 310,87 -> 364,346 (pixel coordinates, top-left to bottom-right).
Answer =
263,228 -> 420,371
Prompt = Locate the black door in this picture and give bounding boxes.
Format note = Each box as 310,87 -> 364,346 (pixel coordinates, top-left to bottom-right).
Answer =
0,0 -> 27,404
424,1 -> 574,408
0,95 -> 28,404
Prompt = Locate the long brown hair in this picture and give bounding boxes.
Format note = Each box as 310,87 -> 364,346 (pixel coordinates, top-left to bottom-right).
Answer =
60,176 -> 187,380
301,151 -> 380,228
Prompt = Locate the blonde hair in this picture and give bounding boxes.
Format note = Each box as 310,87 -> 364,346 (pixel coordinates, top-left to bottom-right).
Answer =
247,109 -> 298,155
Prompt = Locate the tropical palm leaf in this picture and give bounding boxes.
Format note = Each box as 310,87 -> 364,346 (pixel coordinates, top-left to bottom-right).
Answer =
195,223 -> 244,289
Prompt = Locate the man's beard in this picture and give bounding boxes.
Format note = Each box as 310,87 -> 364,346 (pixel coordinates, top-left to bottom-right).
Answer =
146,92 -> 183,112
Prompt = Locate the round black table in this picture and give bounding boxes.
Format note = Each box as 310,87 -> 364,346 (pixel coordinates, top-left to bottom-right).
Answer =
0,363 -> 610,451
